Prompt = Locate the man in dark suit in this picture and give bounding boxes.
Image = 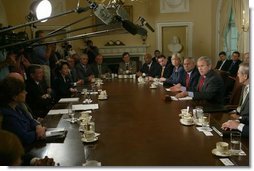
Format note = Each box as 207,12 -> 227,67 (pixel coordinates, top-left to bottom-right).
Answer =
222,63 -> 249,137
75,53 -> 94,84
152,50 -> 161,63
25,65 -> 54,118
224,51 -> 242,99
150,55 -> 173,81
170,56 -> 200,92
175,56 -> 224,105
227,51 -> 242,77
91,54 -> 111,78
137,53 -> 160,78
214,51 -> 231,71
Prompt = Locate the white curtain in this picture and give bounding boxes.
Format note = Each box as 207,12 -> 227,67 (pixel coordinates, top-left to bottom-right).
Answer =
232,0 -> 245,53
218,0 -> 232,51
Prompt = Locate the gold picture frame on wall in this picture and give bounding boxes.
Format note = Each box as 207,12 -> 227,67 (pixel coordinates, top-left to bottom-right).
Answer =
93,5 -> 133,32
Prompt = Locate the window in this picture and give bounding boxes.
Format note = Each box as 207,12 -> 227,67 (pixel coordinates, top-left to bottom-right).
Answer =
224,10 -> 238,58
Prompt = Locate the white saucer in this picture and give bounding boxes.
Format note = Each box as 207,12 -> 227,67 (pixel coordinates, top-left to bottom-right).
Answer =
180,119 -> 194,126
98,97 -> 108,100
150,86 -> 157,89
81,136 -> 98,143
83,160 -> 101,166
212,148 -> 231,157
194,120 -> 203,126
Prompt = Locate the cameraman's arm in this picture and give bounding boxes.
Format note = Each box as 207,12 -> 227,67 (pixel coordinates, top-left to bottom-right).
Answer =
0,53 -> 16,69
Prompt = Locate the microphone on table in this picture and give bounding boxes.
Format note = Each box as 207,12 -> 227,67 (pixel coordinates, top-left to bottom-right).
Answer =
138,16 -> 155,32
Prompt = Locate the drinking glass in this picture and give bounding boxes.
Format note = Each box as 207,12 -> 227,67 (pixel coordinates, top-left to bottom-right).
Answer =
68,103 -> 77,123
230,132 -> 241,155
83,144 -> 100,166
195,106 -> 204,124
201,113 -> 210,131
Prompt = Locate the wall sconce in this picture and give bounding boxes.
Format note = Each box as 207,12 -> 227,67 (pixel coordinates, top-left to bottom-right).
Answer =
242,10 -> 249,32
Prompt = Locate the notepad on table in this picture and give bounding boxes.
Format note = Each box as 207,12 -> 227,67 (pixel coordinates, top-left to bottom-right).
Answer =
170,96 -> 193,101
58,98 -> 79,103
46,128 -> 67,137
48,109 -> 69,115
72,104 -> 99,111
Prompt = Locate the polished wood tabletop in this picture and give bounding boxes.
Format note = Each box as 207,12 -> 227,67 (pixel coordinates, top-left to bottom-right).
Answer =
28,79 -> 249,166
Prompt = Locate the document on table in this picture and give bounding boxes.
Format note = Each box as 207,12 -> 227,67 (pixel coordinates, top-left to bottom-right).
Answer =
48,109 -> 69,115
58,98 -> 79,103
170,96 -> 193,101
72,104 -> 99,111
46,128 -> 66,137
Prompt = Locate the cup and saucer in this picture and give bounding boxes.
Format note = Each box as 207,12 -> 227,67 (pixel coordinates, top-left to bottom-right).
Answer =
150,84 -> 157,89
180,117 -> 194,126
98,94 -> 107,100
212,142 -> 231,157
83,160 -> 101,166
81,131 -> 99,143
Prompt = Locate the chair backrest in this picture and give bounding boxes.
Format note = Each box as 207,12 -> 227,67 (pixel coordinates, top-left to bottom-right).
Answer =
229,76 -> 243,105
0,112 -> 3,129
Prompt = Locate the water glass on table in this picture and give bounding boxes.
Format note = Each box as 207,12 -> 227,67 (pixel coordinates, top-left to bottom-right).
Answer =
230,132 -> 242,155
201,113 -> 210,131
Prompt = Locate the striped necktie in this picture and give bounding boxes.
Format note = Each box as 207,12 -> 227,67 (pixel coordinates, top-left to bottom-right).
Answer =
198,76 -> 205,92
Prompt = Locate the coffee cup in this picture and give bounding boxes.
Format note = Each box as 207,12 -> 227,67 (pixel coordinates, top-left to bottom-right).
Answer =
181,109 -> 191,117
83,131 -> 95,140
216,142 -> 229,153
150,84 -> 156,88
80,111 -> 90,118
182,116 -> 193,124
118,75 -> 123,79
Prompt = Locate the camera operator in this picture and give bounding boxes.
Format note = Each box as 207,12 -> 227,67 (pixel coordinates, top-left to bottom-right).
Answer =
0,50 -> 16,80
30,30 -> 53,87
83,39 -> 99,64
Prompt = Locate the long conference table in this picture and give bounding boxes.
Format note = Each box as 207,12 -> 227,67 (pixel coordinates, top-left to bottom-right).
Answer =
28,78 -> 249,166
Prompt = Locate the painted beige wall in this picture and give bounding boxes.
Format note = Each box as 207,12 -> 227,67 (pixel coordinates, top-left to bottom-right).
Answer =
2,0 -> 219,65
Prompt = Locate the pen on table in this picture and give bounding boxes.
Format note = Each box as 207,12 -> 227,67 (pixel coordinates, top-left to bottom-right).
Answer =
212,126 -> 223,137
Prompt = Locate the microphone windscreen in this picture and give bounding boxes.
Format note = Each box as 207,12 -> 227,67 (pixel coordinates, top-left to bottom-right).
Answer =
116,6 -> 129,20
94,4 -> 113,25
137,26 -> 148,36
122,20 -> 138,35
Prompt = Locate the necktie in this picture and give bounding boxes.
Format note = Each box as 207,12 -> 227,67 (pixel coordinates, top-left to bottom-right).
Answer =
241,85 -> 249,105
161,66 -> 165,77
228,61 -> 235,71
198,76 -> 205,92
219,60 -> 225,70
98,65 -> 102,75
126,63 -> 129,70
186,73 -> 190,89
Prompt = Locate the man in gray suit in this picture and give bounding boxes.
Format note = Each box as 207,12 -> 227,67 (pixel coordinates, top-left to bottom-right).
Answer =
91,54 -> 111,78
222,63 -> 249,137
175,56 -> 225,104
118,52 -> 137,74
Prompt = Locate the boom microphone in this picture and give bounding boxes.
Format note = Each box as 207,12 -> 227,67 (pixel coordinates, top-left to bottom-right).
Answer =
121,20 -> 147,36
139,17 -> 155,32
87,1 -> 114,25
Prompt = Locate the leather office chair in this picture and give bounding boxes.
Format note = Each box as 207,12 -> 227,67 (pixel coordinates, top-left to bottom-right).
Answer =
0,112 -> 3,129
229,76 -> 243,105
